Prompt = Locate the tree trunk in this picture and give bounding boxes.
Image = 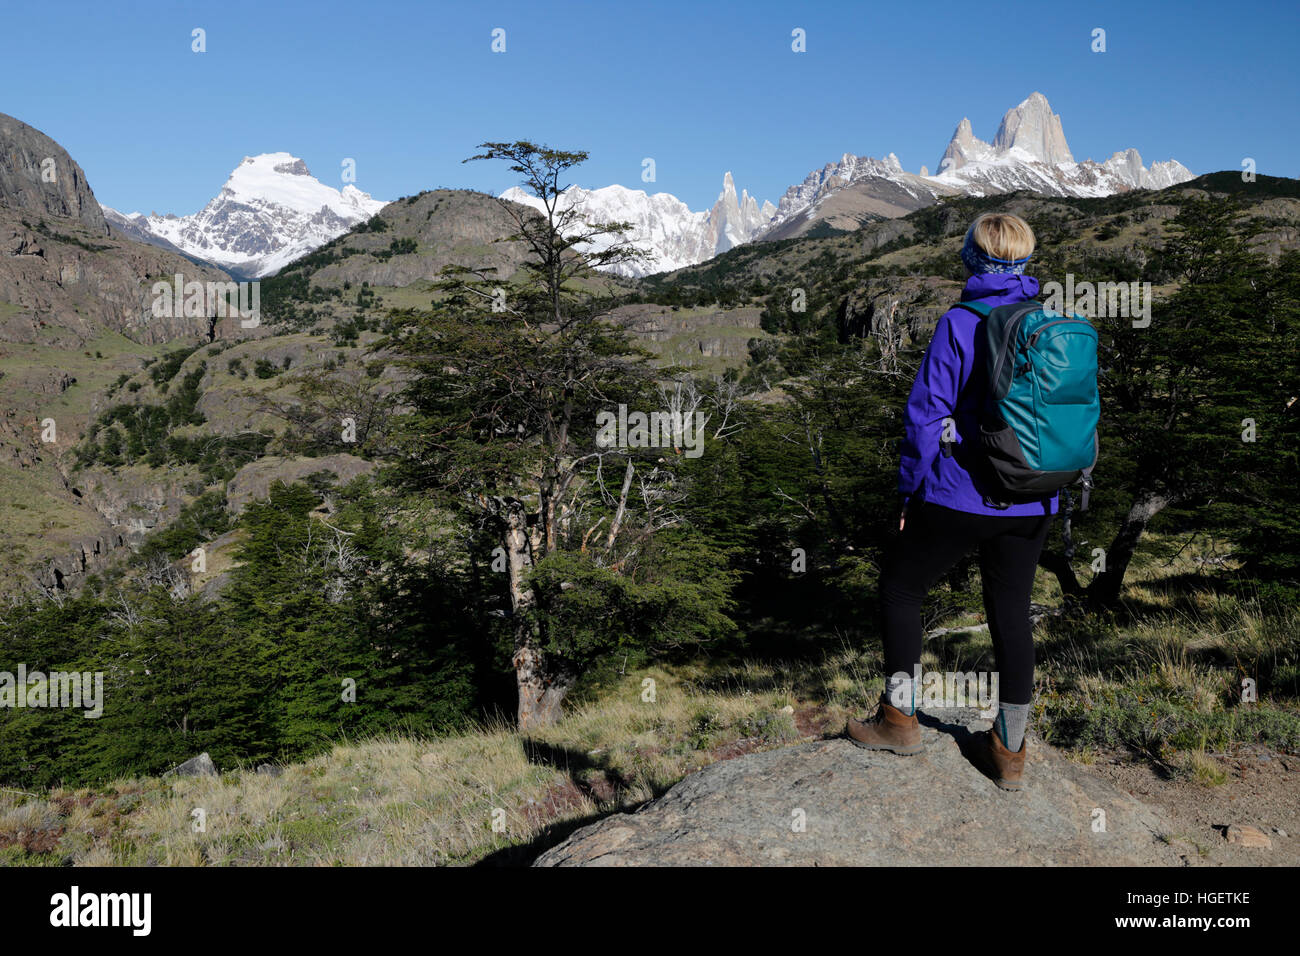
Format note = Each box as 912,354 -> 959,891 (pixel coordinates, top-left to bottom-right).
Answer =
499,497 -> 573,729
512,644 -> 575,730
1037,549 -> 1084,598
1039,491 -> 1173,610
1086,491 -> 1171,607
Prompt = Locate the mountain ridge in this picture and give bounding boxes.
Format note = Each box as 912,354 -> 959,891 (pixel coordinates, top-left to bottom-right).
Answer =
499,171 -> 776,278
760,92 -> 1194,242
90,93 -> 1194,280
102,152 -> 388,279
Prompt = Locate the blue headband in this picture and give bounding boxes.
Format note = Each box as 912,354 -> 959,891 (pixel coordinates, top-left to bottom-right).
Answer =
961,224 -> 1032,275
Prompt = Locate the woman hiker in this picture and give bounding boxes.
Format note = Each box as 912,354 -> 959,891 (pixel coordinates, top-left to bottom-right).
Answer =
846,213 -> 1055,791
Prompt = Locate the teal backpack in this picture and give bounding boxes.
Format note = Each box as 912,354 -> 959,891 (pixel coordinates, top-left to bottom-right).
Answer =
954,299 -> 1099,510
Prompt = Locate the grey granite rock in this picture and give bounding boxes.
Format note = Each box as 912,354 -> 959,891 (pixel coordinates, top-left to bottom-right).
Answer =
164,753 -> 218,778
536,709 -> 1192,867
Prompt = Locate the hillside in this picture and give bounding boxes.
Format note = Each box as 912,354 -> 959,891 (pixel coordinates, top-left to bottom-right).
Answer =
0,166 -> 762,591
0,115 -> 243,589
6,161 -> 1299,594
634,173 -> 1300,340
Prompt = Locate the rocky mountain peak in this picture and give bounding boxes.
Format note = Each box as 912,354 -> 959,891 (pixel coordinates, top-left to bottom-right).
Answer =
0,112 -> 108,235
708,171 -> 771,256
107,152 -> 388,278
766,94 -> 1195,243
992,91 -> 1074,165
937,116 -> 991,174
500,171 -> 776,277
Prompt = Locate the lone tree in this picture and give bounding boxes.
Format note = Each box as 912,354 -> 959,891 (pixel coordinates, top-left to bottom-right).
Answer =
386,142 -> 737,728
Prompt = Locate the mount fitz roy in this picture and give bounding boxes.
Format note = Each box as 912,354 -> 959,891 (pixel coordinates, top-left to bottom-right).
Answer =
101,92 -> 1193,279
102,153 -> 387,279
761,92 -> 1193,241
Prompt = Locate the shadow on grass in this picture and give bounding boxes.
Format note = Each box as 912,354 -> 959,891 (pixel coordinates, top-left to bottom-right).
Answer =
474,738 -> 672,867
473,807 -> 612,867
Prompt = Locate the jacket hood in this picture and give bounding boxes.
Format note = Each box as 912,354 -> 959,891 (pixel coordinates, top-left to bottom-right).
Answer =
960,272 -> 1040,301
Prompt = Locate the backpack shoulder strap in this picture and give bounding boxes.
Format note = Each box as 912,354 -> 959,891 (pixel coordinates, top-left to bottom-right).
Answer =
957,299 -> 1046,318
953,300 -> 993,318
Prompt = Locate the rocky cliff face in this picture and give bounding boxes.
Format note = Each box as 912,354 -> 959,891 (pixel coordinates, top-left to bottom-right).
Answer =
0,212 -> 235,348
1,112 -> 234,349
989,91 -> 1075,166
0,112 -> 107,236
0,113 -> 249,593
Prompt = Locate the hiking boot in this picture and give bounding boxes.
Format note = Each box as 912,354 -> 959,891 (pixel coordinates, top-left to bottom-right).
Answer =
976,728 -> 1027,791
846,696 -> 923,755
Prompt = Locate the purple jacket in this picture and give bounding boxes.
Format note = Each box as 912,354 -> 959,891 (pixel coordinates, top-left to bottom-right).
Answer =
898,272 -> 1058,517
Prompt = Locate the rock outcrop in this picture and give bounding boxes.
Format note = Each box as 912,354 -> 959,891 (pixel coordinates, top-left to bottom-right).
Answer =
837,276 -> 960,344
164,753 -> 218,778
0,112 -> 107,236
536,709 -> 1195,866
0,112 -> 235,349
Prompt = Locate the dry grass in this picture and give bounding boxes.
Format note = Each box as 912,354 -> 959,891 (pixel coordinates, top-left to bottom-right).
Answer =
0,666 -> 814,867
2,534 -> 1294,866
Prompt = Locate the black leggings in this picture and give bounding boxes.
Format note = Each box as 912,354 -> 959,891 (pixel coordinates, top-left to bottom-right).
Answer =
879,500 -> 1052,705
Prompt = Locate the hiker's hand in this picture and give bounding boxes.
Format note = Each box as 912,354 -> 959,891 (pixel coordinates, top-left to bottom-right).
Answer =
899,500 -> 908,532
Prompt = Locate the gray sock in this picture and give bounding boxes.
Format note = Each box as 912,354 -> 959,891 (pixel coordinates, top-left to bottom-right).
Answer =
885,674 -> 917,716
995,701 -> 1030,752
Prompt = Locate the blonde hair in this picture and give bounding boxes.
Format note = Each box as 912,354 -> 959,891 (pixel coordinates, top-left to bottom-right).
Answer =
970,213 -> 1036,262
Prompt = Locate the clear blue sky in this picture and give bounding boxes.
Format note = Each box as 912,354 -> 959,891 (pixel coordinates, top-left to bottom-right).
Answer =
4,0 -> 1296,216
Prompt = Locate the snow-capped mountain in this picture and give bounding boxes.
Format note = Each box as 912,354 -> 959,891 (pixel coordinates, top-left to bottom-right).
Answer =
500,172 -> 776,278
762,152 -> 956,241
99,94 -> 1192,281
762,92 -> 1194,241
102,153 -> 388,278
